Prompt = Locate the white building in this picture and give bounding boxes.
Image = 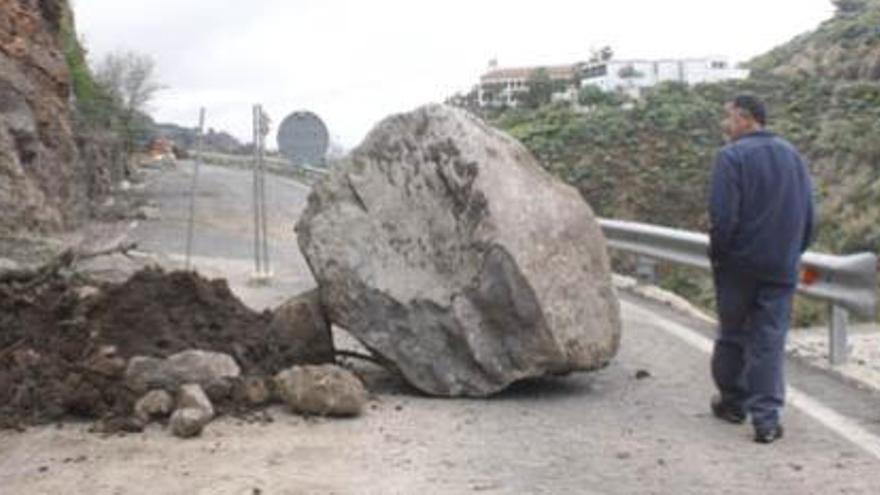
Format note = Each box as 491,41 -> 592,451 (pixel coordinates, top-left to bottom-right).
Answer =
580,57 -> 749,96
477,62 -> 580,108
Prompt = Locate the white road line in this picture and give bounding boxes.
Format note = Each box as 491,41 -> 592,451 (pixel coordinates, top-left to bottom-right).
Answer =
622,300 -> 880,461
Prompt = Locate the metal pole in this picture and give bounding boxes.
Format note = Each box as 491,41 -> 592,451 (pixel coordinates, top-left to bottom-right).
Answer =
252,105 -> 263,276
828,303 -> 849,366
257,106 -> 271,278
185,107 -> 206,270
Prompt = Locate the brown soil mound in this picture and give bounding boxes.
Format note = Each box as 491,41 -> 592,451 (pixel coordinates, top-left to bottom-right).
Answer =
0,266 -> 300,430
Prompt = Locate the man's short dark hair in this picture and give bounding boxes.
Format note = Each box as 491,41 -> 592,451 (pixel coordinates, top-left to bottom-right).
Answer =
731,94 -> 767,126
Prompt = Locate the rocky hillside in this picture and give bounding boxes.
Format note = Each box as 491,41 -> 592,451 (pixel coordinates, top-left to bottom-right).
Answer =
749,0 -> 880,81
1,0 -> 82,232
0,0 -> 120,234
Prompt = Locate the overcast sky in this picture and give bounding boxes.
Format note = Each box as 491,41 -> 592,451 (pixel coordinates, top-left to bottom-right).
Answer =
73,0 -> 835,149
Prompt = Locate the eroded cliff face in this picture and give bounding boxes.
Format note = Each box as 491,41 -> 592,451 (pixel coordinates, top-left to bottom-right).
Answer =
0,0 -> 89,233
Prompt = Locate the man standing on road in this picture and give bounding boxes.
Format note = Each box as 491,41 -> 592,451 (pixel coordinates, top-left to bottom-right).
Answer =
708,95 -> 815,444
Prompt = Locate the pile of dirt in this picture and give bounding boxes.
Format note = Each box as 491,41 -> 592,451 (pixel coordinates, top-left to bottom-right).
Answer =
0,265 -> 304,430
84,268 -> 283,372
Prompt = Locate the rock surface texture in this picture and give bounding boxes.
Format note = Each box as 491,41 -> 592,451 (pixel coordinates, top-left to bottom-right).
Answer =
133,390 -> 174,423
296,104 -> 621,396
169,408 -> 209,438
275,365 -> 367,417
267,290 -> 335,365
125,350 -> 241,393
0,1 -> 84,232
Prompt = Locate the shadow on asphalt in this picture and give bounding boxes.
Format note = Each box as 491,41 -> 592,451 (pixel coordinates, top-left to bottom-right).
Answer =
348,358 -> 598,402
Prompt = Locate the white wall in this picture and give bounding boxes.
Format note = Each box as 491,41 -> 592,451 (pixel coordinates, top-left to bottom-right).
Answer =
580,58 -> 749,94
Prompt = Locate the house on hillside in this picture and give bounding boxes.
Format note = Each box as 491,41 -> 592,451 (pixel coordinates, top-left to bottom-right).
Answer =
469,56 -> 749,110
477,61 -> 580,108
580,57 -> 749,97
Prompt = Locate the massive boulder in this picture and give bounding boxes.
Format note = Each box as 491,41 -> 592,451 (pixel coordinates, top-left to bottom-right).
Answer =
296,104 -> 621,397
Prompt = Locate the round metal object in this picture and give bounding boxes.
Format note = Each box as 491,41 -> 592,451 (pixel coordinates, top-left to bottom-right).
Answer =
276,111 -> 329,166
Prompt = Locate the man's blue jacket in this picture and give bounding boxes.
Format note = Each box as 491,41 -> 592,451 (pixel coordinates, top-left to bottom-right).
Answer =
709,130 -> 815,284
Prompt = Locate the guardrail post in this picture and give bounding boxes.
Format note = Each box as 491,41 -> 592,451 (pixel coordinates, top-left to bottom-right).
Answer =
635,256 -> 657,284
828,303 -> 849,366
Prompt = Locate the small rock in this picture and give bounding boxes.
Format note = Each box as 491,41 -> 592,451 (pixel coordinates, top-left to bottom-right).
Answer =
237,376 -> 272,406
125,350 -> 240,393
125,356 -> 167,392
75,286 -> 101,300
275,364 -> 368,417
635,369 -> 652,380
84,346 -> 126,377
12,348 -> 40,367
133,205 -> 160,220
203,379 -> 234,403
0,257 -> 20,271
268,290 -> 335,364
134,390 -> 174,423
91,416 -> 144,434
472,482 -> 502,492
170,408 -> 210,438
167,350 -> 240,385
177,384 -> 214,419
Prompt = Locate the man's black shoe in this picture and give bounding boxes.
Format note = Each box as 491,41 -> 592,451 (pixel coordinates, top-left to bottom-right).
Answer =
711,395 -> 746,424
754,425 -> 784,444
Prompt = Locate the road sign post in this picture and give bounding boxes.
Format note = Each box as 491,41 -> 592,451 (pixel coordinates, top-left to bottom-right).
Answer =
277,111 -> 329,167
251,104 -> 272,283
185,107 -> 206,270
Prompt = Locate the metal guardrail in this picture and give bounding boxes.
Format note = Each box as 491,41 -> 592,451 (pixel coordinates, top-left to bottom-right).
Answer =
199,151 -> 329,185
599,218 -> 878,366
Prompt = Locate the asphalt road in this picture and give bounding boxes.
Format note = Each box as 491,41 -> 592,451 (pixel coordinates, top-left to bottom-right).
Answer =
2,161 -> 879,494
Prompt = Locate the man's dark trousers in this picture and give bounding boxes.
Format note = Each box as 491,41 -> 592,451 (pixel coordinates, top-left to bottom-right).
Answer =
711,265 -> 796,430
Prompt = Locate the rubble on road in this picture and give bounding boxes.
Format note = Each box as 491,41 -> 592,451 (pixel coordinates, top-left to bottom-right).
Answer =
133,390 -> 174,423
0,256 -> 347,433
275,364 -> 368,417
125,350 -> 241,394
176,384 -> 214,419
170,407 -> 210,438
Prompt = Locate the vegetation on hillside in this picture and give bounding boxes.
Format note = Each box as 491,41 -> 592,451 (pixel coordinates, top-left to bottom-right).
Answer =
61,8 -> 163,155
60,5 -> 115,129
481,1 -> 880,323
